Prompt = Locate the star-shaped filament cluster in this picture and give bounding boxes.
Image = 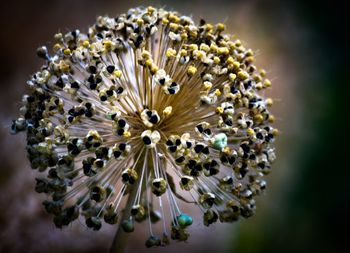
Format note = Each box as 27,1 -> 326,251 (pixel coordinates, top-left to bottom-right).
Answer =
12,6 -> 277,247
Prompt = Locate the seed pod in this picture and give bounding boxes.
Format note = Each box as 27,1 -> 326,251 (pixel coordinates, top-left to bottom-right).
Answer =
86,216 -> 102,231
151,178 -> 167,196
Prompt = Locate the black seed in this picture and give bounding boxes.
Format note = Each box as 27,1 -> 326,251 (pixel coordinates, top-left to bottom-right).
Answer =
87,75 -> 95,83
266,134 -> 274,142
116,87 -> 124,94
159,78 -> 165,85
85,111 -> 93,117
186,141 -> 192,148
203,162 -> 211,170
57,159 -> 66,166
168,87 -> 176,94
71,81 -> 79,89
89,66 -> 97,74
86,217 -> 101,231
175,156 -> 185,163
24,112 -> 31,119
114,151 -> 122,158
106,90 -> 114,96
118,119 -> 126,127
56,78 -> 64,88
196,125 -> 204,133
152,181 -> 161,188
202,147 -> 210,155
71,147 -> 80,155
146,110 -> 152,117
142,136 -> 152,145
149,115 -> 158,124
225,119 -> 233,126
117,129 -> 124,135
210,168 -> 218,175
256,132 -> 264,140
228,156 -> 236,164
67,143 -> 75,151
194,164 -> 202,171
168,145 -> 177,152
85,102 -> 92,109
106,65 -> 115,73
109,113 -> 116,120
166,140 -> 173,146
206,198 -> 215,207
100,95 -> 107,101
119,143 -> 126,150
220,155 -> 228,164
48,169 -> 58,178
181,177 -> 189,185
203,128 -> 212,135
78,108 -> 85,115
102,147 -> 108,155
239,166 -> 248,178
241,143 -> 250,153
89,82 -> 97,90
27,96 -> 35,103
190,169 -> 200,177
230,86 -> 238,94
122,173 -> 129,182
175,139 -> 181,146
194,144 -> 204,153
95,160 -> 104,168
188,160 -> 196,169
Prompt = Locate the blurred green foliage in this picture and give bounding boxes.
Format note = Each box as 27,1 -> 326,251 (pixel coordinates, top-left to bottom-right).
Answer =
232,1 -> 347,253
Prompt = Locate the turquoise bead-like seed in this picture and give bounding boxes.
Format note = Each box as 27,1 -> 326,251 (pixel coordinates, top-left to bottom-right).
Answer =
177,213 -> 193,228
212,133 -> 227,150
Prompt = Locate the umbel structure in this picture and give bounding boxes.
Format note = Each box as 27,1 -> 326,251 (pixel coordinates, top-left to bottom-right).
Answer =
11,6 -> 278,248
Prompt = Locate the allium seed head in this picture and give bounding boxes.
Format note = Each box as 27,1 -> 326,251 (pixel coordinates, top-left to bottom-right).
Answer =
12,6 -> 277,248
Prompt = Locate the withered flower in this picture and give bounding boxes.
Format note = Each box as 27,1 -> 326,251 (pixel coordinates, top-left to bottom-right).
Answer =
12,6 -> 277,249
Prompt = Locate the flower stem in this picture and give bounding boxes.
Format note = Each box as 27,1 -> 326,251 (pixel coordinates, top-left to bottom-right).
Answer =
109,184 -> 138,253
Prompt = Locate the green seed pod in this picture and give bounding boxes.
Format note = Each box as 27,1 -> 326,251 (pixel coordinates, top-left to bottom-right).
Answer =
151,178 -> 167,196
90,185 -> 107,202
199,192 -> 216,208
145,235 -> 161,248
171,225 -> 190,241
211,133 -> 227,150
86,216 -> 102,231
203,209 -> 218,226
176,213 -> 193,228
179,176 -> 194,191
121,217 -> 135,233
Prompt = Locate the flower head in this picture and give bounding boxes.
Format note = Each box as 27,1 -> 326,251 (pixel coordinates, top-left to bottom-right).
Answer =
12,6 -> 277,247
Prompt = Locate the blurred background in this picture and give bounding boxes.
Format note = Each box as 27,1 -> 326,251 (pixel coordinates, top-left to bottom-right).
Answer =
0,0 -> 346,252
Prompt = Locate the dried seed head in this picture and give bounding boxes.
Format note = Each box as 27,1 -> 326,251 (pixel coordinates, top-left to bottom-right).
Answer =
12,6 -> 277,247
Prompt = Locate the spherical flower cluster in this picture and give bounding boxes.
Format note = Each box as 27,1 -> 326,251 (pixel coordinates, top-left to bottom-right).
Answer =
12,6 -> 277,248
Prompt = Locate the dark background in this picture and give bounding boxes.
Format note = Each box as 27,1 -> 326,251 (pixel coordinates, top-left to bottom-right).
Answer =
0,0 -> 347,252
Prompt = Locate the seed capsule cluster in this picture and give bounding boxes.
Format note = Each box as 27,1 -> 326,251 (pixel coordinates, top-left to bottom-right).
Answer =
12,6 -> 277,247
